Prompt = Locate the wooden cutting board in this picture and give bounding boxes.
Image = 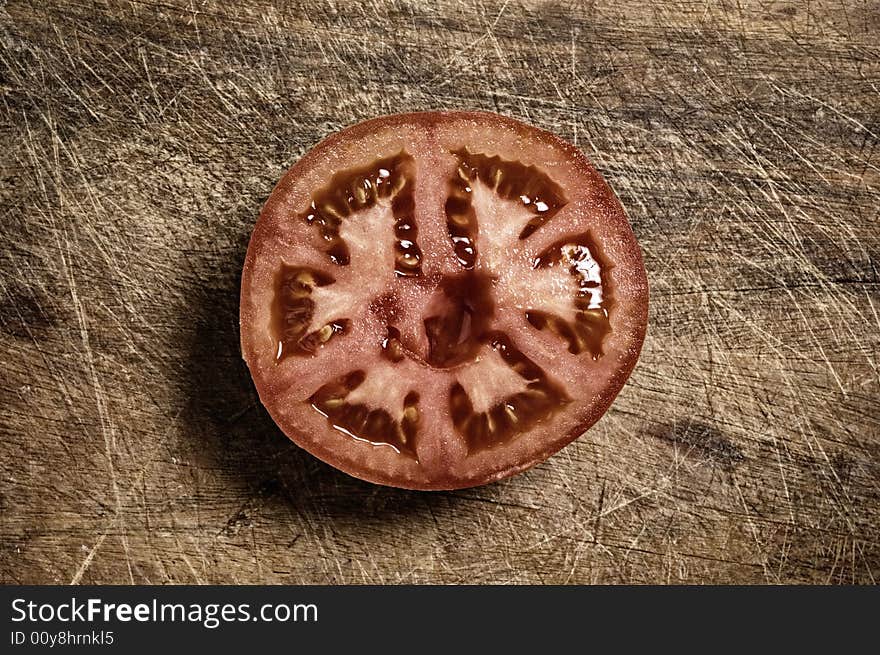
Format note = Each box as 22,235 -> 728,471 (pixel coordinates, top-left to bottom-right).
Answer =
2,0 -> 878,584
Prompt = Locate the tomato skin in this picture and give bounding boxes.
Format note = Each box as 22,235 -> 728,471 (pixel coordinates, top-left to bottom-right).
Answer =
241,111 -> 648,490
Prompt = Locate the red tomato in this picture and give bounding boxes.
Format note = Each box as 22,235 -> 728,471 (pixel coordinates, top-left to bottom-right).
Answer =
241,112 -> 648,489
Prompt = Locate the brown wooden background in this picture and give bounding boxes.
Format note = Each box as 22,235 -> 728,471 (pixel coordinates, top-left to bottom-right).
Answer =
2,0 -> 878,584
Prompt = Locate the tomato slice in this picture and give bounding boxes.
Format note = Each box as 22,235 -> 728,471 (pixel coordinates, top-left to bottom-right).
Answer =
240,112 -> 648,490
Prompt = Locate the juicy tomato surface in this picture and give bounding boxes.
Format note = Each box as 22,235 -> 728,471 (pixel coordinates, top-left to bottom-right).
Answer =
240,111 -> 648,490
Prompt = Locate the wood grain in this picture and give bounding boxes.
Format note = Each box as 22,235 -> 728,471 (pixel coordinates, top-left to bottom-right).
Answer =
1,0 -> 878,584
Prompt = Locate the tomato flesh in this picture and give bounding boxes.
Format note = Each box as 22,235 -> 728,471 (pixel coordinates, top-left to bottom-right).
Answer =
240,111 -> 648,489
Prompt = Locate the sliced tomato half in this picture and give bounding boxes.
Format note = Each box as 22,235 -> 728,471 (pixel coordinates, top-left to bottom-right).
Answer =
240,111 -> 648,490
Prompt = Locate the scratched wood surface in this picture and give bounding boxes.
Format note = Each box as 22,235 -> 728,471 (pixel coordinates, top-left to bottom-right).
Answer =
1,0 -> 879,585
